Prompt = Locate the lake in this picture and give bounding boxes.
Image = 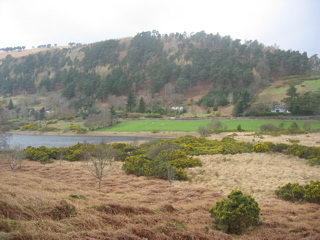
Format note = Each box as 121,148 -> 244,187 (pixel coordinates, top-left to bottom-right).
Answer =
9,134 -> 156,148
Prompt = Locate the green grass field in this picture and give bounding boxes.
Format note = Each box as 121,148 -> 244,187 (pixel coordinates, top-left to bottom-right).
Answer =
96,119 -> 320,132
300,79 -> 320,89
257,78 -> 320,103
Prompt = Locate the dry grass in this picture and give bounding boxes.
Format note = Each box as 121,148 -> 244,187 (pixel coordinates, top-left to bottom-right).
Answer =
0,133 -> 320,239
0,47 -> 70,60
186,153 -> 319,202
208,131 -> 320,147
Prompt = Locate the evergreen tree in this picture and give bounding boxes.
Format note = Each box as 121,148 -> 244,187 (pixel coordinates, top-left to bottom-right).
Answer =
39,107 -> 46,120
126,90 -> 136,112
7,99 -> 14,110
138,97 -> 146,113
283,85 -> 299,114
109,106 -> 116,126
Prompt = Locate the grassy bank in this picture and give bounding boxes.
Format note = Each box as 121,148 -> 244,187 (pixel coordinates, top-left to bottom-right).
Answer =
96,119 -> 320,132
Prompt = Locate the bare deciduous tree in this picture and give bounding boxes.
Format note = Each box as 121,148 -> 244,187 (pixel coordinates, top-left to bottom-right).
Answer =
6,144 -> 25,172
0,131 -> 11,151
84,111 -> 111,130
83,143 -> 118,191
166,164 -> 176,191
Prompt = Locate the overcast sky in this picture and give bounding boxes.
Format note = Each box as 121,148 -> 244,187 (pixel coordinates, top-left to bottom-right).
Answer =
0,0 -> 319,56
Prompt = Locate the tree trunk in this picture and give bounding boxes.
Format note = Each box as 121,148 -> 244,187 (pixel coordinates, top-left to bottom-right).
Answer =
98,179 -> 102,191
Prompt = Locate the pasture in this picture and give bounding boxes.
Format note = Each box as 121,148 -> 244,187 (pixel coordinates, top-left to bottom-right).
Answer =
97,119 -> 320,132
257,77 -> 320,103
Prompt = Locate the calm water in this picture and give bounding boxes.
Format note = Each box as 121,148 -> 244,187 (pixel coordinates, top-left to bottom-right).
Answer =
9,134 -> 155,148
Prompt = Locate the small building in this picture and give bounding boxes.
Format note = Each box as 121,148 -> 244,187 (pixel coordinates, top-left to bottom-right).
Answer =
271,104 -> 290,113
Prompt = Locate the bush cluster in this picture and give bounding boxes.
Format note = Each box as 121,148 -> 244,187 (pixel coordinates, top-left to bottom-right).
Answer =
209,190 -> 261,234
21,122 -> 41,131
25,143 -> 85,163
276,180 -> 320,203
20,122 -> 59,132
46,120 -> 58,124
110,142 -> 137,162
260,123 -> 280,132
252,143 -> 270,152
122,148 -> 201,180
25,146 -> 59,163
67,125 -> 88,134
287,144 -> 320,165
170,135 -> 253,155
144,113 -> 162,118
24,142 -> 135,163
58,116 -> 74,120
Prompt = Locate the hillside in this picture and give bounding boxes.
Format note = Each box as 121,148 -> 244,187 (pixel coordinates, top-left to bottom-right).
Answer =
0,31 -> 320,120
0,46 -> 71,61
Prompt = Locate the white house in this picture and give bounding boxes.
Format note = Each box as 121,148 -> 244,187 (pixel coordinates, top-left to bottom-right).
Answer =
271,104 -> 290,113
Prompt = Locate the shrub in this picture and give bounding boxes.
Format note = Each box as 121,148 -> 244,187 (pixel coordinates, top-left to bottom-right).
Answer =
144,113 -> 162,118
21,122 -> 42,131
169,157 -> 202,168
69,194 -> 87,200
260,123 -> 280,132
114,152 -> 129,162
24,146 -> 58,163
308,157 -> 320,166
287,122 -> 300,134
271,143 -> 290,152
173,168 -> 188,181
146,143 -> 181,158
304,180 -> 320,203
287,144 -> 320,160
207,120 -> 224,132
276,180 -> 320,203
46,120 -> 57,125
198,126 -> 210,137
209,190 -> 261,234
68,125 -> 88,134
275,183 -> 305,201
122,155 -> 152,176
58,116 -> 74,120
253,143 -> 270,153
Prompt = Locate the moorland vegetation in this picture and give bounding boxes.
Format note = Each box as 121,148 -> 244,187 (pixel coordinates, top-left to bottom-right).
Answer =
1,129 -> 320,239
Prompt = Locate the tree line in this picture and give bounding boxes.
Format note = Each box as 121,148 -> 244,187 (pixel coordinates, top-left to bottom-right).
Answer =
0,46 -> 26,52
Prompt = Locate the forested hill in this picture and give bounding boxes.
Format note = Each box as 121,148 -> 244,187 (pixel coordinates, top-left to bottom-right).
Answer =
0,30 -> 319,115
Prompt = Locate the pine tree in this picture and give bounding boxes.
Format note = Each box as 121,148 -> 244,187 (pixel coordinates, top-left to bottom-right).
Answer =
8,99 -> 14,110
138,97 -> 146,113
39,107 -> 46,120
126,91 -> 136,112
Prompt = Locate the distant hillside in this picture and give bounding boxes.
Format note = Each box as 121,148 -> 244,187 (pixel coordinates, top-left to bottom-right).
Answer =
0,30 -> 319,118
0,46 -> 70,61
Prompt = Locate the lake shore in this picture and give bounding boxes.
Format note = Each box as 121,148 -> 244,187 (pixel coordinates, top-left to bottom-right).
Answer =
7,130 -> 198,138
